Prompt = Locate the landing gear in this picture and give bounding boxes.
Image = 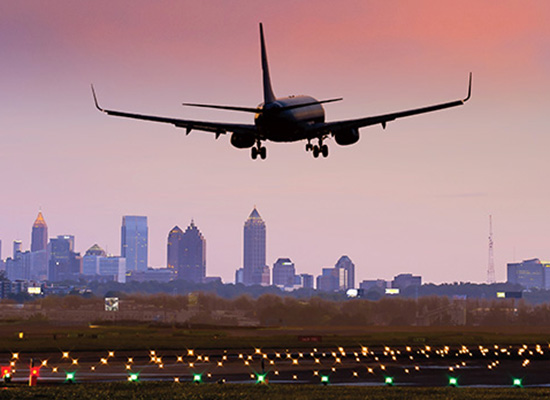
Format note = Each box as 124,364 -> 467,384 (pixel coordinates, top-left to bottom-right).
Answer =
307,138 -> 329,158
251,142 -> 267,160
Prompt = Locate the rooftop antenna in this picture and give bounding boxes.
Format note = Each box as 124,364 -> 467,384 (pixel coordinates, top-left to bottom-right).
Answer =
487,215 -> 495,284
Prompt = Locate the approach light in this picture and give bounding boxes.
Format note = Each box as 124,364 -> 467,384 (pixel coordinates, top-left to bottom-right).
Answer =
108,351 -> 115,358
128,372 -> 139,382
256,373 -> 267,384
513,378 -> 523,387
65,371 -> 75,383
385,376 -> 394,386
62,352 -> 69,359
449,377 -> 458,386
11,353 -> 19,360
321,375 -> 329,385
193,373 -> 202,383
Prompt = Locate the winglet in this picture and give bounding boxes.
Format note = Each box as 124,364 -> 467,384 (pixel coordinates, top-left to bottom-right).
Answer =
91,84 -> 105,112
259,23 -> 276,104
463,73 -> 472,102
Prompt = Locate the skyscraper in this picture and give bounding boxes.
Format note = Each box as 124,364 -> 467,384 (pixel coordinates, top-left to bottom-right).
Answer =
167,226 -> 184,270
179,221 -> 206,283
31,211 -> 49,281
243,207 -> 268,286
48,235 -> 81,282
121,216 -> 148,272
335,255 -> 355,290
31,211 -> 48,252
82,244 -> 107,275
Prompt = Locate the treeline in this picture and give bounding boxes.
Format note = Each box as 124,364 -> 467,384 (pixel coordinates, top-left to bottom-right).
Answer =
6,293 -> 550,327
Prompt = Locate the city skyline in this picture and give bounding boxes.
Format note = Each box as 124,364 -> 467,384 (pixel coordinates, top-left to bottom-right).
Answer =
1,2 -> 550,284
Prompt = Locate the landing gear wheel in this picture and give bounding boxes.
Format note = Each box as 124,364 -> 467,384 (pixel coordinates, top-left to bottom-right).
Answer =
321,144 -> 329,158
260,146 -> 267,160
312,145 -> 320,158
306,143 -> 313,152
251,147 -> 258,160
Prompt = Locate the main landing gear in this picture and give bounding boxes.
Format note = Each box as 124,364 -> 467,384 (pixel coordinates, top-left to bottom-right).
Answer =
305,139 -> 329,158
251,141 -> 267,160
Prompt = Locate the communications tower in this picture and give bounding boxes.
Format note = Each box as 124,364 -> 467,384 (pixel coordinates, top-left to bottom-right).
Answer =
487,215 -> 495,284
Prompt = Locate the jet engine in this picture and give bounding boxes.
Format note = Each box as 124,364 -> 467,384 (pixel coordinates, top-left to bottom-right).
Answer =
333,128 -> 360,146
230,132 -> 256,148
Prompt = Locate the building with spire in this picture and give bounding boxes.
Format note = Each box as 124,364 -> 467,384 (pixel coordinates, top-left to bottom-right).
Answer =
121,216 -> 148,272
243,207 -> 269,286
180,220 -> 206,283
31,211 -> 48,281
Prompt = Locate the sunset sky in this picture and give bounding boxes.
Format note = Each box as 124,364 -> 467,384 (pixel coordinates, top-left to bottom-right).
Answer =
1,1 -> 550,284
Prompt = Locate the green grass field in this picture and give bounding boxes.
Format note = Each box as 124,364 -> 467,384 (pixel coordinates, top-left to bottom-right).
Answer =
0,383 -> 549,400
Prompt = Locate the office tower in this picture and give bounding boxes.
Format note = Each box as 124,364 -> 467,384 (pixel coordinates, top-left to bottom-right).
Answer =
167,226 -> 184,270
30,211 -> 49,281
507,258 -> 550,289
48,235 -> 81,282
335,255 -> 355,290
243,207 -> 268,286
317,267 -> 347,292
272,258 -> 296,288
391,273 -> 422,290
82,244 -> 107,275
235,268 -> 244,284
99,256 -> 126,283
31,211 -> 48,252
13,240 -> 22,258
121,216 -> 148,272
179,221 -> 206,283
300,273 -> 314,289
5,251 -> 31,281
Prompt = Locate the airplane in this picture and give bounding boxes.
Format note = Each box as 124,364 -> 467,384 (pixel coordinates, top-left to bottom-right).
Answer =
92,23 -> 471,160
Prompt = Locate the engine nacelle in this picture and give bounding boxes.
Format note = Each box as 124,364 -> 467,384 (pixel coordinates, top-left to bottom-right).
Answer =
333,128 -> 360,146
230,132 -> 255,149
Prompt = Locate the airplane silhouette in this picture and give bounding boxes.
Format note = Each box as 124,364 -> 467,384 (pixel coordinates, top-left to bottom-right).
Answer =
92,23 -> 471,160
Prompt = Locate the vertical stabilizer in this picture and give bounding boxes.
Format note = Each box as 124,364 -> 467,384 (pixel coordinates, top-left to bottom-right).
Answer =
260,23 -> 276,104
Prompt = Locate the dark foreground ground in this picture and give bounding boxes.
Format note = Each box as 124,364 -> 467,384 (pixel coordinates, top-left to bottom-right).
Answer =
0,383 -> 550,400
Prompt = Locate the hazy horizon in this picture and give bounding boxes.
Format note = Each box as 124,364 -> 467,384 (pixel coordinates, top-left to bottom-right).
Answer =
1,1 -> 550,284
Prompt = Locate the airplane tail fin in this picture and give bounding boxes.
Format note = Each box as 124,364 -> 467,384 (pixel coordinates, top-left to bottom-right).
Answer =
260,23 -> 276,104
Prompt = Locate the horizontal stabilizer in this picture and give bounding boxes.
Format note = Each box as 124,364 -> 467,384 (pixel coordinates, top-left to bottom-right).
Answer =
277,97 -> 343,112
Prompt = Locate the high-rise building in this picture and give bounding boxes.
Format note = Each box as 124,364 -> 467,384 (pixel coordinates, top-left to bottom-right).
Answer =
13,240 -> 22,258
272,258 -> 296,288
167,226 -> 184,270
30,211 -> 49,281
179,221 -> 206,283
392,273 -> 422,290
82,244 -> 107,276
48,235 -> 81,282
31,211 -> 48,252
300,273 -> 314,289
316,267 -> 346,292
243,207 -> 268,286
335,255 -> 355,290
121,216 -> 148,272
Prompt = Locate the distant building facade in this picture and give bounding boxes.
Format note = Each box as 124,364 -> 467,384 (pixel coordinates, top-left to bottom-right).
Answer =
507,259 -> 550,289
272,258 -> 295,288
99,256 -> 126,283
167,221 -> 206,283
121,216 -> 148,272
48,235 -> 82,282
392,273 -> 422,290
30,211 -> 49,281
335,255 -> 355,290
243,208 -> 269,286
82,244 -> 107,276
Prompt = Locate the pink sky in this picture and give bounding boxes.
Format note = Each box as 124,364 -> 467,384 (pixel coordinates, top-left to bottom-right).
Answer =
1,1 -> 550,283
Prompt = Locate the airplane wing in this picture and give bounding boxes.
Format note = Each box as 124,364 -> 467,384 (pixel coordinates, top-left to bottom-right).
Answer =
307,73 -> 472,136
91,86 -> 257,138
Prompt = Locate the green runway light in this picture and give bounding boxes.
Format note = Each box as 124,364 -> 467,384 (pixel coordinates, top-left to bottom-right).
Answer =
513,378 -> 523,387
385,376 -> 394,386
449,376 -> 458,386
128,372 -> 139,382
256,373 -> 267,384
320,375 -> 329,385
193,373 -> 202,383
66,371 -> 75,382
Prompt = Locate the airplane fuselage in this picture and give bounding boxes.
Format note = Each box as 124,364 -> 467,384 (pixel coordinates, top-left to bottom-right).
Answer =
255,95 -> 325,142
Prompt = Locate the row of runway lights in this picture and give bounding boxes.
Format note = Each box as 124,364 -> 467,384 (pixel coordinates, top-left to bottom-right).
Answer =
1,344 -> 545,387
